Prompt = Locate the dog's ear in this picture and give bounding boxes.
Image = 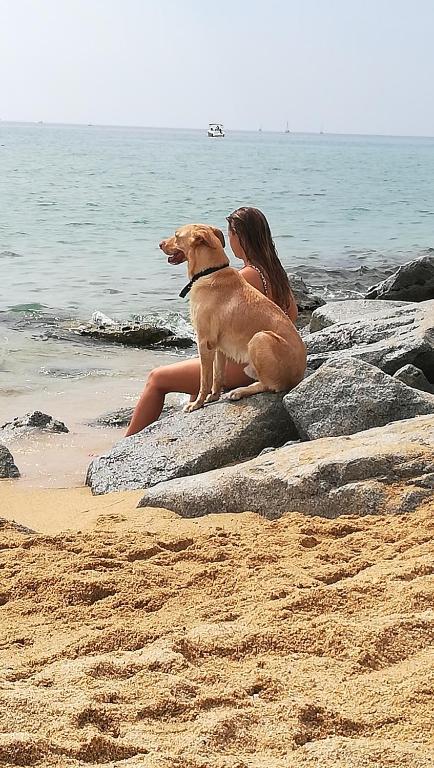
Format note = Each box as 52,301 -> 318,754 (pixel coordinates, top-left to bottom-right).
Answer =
211,227 -> 225,248
192,226 -> 223,249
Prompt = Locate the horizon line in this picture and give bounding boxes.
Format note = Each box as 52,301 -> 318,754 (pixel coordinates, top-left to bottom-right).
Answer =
1,119 -> 434,140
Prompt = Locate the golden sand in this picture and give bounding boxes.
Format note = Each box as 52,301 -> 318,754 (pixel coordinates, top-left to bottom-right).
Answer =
0,484 -> 433,767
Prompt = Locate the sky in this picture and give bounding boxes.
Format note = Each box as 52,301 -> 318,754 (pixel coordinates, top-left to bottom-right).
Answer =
1,0 -> 434,136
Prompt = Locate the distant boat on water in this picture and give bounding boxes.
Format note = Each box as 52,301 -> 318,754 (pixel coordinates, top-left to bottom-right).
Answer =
284,121 -> 291,134
208,123 -> 225,138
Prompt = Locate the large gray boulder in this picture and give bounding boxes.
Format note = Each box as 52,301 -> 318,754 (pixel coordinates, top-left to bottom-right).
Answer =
283,357 -> 434,440
365,253 -> 434,302
306,299 -> 434,382
138,414 -> 434,519
393,364 -> 434,394
309,299 -> 409,333
0,444 -> 20,478
86,394 -> 297,495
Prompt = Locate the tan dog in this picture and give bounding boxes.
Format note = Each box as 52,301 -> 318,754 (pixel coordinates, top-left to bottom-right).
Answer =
159,224 -> 306,412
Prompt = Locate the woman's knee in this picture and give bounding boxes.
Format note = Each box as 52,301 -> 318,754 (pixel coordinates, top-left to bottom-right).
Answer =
146,366 -> 168,392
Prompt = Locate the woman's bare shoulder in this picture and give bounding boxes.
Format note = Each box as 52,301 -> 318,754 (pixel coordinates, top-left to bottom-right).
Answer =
239,265 -> 266,294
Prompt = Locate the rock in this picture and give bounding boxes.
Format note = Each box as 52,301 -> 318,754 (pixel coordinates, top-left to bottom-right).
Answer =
1,411 -> 68,434
283,357 -> 434,440
75,311 -> 195,349
289,274 -> 325,312
0,444 -> 20,478
365,253 -> 434,302
87,407 -> 134,428
309,299 -> 410,333
258,439 -> 300,456
137,414 -> 434,519
86,394 -> 297,495
87,404 -> 176,428
393,364 -> 434,394
306,299 -> 434,382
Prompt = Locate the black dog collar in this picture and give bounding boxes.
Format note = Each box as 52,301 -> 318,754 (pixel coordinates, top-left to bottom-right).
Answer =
179,264 -> 229,299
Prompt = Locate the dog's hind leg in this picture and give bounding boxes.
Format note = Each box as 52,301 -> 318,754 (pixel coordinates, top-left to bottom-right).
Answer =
227,380 -> 270,401
227,331 -> 294,401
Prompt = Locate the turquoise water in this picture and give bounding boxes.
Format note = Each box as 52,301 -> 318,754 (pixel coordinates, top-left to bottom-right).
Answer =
1,122 -> 434,318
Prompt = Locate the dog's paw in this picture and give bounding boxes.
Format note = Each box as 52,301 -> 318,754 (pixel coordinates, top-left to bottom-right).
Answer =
227,388 -> 244,401
205,392 -> 220,404
183,400 -> 204,413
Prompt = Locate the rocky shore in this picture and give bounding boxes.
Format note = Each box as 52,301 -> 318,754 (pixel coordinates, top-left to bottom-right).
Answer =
3,255 -> 434,509
83,257 -> 434,524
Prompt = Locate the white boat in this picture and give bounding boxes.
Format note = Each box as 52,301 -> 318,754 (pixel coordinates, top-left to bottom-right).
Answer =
208,123 -> 225,138
284,121 -> 291,134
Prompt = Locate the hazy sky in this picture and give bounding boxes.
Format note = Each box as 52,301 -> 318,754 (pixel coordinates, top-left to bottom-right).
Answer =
1,0 -> 433,135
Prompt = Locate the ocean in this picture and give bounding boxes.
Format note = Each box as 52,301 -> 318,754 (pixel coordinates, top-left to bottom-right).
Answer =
1,122 -> 434,486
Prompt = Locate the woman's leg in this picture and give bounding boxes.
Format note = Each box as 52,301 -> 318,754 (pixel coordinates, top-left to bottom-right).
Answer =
125,358 -> 201,436
125,357 -> 253,437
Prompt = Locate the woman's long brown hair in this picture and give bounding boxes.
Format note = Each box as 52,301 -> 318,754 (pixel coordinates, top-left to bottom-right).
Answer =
226,207 -> 296,314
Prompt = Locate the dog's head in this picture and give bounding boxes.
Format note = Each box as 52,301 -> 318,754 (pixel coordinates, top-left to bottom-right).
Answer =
159,224 -> 226,272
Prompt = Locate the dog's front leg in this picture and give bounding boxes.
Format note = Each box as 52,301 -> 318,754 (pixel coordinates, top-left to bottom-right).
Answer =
184,341 -> 215,413
205,349 -> 226,404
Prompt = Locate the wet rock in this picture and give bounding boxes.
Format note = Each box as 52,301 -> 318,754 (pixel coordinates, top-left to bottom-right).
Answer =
138,414 -> 434,519
283,357 -> 434,440
1,411 -> 68,434
87,404 -> 176,428
76,311 -> 195,349
306,299 -> 434,382
87,394 -> 297,495
365,253 -> 434,302
87,407 -> 134,428
393,364 -> 434,394
289,274 -> 325,312
309,299 -> 409,333
0,444 -> 20,478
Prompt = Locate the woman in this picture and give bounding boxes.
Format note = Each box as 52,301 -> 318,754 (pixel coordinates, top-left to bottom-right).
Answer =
125,207 -> 298,436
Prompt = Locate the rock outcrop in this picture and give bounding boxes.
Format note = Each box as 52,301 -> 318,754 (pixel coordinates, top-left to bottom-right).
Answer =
305,299 -> 434,382
87,394 -> 297,495
283,358 -> 434,440
365,253 -> 434,302
138,414 -> 434,519
309,299 -> 409,333
0,444 -> 20,479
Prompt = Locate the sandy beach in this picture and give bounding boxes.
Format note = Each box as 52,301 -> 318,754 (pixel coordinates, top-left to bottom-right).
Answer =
1,484 -> 433,767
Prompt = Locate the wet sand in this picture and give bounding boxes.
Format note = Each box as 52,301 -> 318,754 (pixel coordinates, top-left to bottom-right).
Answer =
1,345 -> 187,488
